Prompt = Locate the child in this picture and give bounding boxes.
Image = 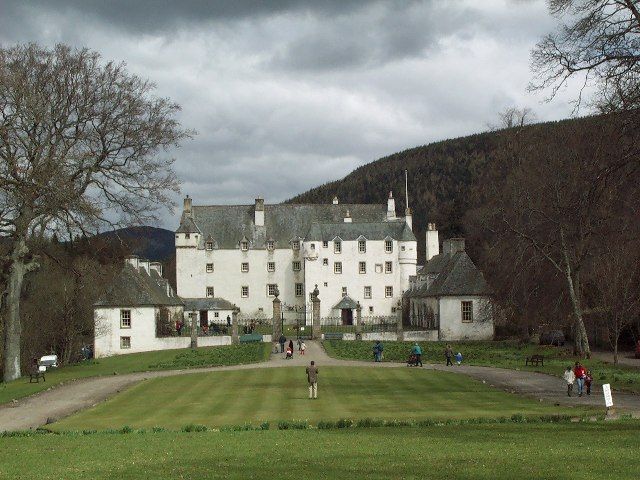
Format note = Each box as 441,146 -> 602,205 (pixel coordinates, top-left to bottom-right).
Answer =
563,366 -> 575,396
455,352 -> 463,365
300,341 -> 306,355
585,370 -> 593,396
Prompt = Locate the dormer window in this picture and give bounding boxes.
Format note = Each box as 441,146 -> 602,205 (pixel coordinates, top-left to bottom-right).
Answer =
240,240 -> 249,251
384,240 -> 393,253
334,240 -> 342,254
292,240 -> 300,250
266,240 -> 275,251
206,241 -> 213,250
185,233 -> 191,239
358,240 -> 366,253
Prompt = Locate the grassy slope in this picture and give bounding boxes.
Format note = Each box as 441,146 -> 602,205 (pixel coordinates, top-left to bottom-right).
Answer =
2,422 -> 639,479
52,367 -> 592,430
0,343 -> 270,405
323,340 -> 640,393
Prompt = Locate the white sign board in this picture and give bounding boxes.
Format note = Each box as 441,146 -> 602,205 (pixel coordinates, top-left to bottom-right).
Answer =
602,383 -> 614,408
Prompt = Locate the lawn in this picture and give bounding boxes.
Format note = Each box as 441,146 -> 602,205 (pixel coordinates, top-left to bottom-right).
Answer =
51,366 -> 593,430
0,343 -> 271,405
1,422 -> 639,479
324,340 -> 640,393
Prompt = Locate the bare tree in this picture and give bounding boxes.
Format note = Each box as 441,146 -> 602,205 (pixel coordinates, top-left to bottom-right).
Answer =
531,0 -> 640,112
0,44 -> 192,381
489,106 -> 537,130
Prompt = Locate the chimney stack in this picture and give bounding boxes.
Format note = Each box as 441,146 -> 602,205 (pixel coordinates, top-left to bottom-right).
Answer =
254,197 -> 265,227
138,259 -> 150,274
425,223 -> 439,262
332,196 -> 339,205
149,261 -> 163,277
443,238 -> 465,256
386,191 -> 396,220
183,195 -> 192,217
405,207 -> 412,230
125,255 -> 139,270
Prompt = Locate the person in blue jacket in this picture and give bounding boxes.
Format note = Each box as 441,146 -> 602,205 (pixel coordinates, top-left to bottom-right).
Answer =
411,343 -> 423,367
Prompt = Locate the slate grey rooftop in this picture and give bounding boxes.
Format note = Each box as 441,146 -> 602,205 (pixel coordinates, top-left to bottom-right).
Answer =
408,251 -> 493,297
332,295 -> 360,310
306,220 -> 415,242
182,297 -> 236,311
178,203 -> 413,249
94,264 -> 183,307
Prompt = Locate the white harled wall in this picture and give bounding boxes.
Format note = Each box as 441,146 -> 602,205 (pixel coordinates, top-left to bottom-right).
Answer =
176,244 -> 306,316
304,238 -> 416,318
437,297 -> 494,341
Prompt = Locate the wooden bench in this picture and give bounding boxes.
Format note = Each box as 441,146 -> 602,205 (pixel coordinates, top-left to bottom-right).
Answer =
29,369 -> 46,383
239,333 -> 263,343
525,354 -> 544,367
323,332 -> 344,340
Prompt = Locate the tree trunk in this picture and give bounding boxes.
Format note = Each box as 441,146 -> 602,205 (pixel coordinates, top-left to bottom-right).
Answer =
3,237 -> 29,382
561,245 -> 590,357
613,333 -> 619,365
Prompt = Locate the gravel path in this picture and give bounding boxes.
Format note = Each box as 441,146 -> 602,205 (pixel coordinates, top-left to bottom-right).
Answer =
1,341 -> 638,432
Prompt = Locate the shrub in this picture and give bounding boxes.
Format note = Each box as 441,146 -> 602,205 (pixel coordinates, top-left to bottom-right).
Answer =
182,424 -> 208,432
335,418 -> 353,429
277,420 -> 309,430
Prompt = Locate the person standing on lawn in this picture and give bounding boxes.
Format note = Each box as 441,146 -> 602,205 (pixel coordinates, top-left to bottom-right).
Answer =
585,370 -> 593,395
306,361 -> 318,399
564,366 -> 576,396
444,345 -> 453,366
412,343 -> 423,367
279,334 -> 286,353
373,341 -> 383,362
300,341 -> 306,356
574,362 -> 587,397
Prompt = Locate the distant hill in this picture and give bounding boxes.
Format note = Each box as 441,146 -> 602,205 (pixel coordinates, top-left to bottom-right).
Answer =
287,115 -> 599,261
97,226 -> 175,261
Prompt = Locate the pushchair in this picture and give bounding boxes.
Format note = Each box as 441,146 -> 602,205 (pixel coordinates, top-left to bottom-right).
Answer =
285,347 -> 293,360
406,353 -> 419,367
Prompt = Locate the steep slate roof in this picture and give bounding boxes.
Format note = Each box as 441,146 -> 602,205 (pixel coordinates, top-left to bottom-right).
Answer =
183,297 -> 236,311
180,203 -> 391,249
333,295 -> 360,310
409,251 -> 493,298
94,264 -> 183,307
176,215 -> 201,234
306,220 -> 415,242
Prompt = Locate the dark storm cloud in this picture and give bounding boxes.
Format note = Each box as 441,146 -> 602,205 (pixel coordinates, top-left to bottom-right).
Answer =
0,0 -> 587,229
2,0 -> 377,34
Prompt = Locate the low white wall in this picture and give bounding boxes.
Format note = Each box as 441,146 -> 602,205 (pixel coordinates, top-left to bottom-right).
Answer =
361,332 -> 399,341
262,334 -> 273,343
403,330 -> 439,341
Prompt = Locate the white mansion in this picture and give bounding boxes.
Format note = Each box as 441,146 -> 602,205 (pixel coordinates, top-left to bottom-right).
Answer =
93,193 -> 494,357
175,193 -> 416,324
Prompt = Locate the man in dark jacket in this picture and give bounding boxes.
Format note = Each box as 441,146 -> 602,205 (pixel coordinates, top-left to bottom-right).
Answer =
445,345 -> 453,366
306,361 -> 318,399
279,334 -> 286,353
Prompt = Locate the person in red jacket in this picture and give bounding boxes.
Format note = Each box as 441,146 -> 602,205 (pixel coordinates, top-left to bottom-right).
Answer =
574,362 -> 587,397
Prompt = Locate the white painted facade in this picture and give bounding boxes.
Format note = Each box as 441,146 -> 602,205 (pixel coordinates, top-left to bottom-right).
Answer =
175,195 -> 417,321
303,237 -> 416,318
437,296 -> 494,341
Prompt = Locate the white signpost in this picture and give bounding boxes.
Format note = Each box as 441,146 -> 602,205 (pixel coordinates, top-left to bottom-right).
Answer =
602,383 -> 614,409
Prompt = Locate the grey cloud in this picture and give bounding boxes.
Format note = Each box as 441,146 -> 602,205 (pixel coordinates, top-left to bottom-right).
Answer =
1,0 -> 377,35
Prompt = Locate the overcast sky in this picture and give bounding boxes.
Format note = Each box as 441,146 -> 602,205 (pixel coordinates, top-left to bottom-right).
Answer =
0,0 -> 589,228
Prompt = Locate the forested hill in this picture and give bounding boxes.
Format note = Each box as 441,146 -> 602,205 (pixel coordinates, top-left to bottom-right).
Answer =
287,115 -> 594,261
